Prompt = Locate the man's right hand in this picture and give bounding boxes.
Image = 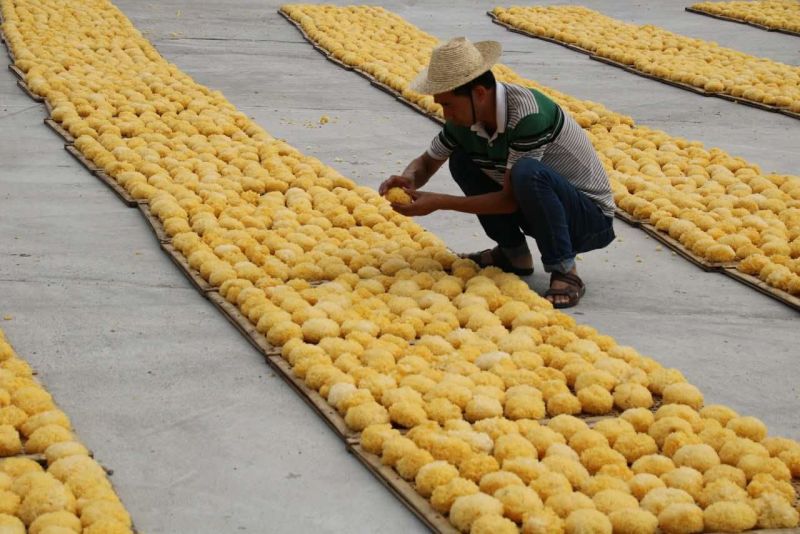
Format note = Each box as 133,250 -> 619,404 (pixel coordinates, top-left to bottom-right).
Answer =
379,175 -> 414,196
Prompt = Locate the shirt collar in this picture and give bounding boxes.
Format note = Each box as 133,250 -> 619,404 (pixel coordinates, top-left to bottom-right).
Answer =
470,82 -> 507,143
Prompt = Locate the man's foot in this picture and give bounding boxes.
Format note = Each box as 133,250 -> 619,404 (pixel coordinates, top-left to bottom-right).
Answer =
545,269 -> 585,308
460,246 -> 533,276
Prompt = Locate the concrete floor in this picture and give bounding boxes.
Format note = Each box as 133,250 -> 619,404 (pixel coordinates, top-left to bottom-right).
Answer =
0,1 -> 797,532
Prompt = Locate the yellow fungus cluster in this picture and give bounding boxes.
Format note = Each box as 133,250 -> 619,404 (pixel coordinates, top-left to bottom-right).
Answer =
0,330 -> 132,532
3,0 -> 799,531
492,6 -> 800,112
361,403 -> 799,532
385,187 -> 413,206
691,0 -> 800,33
241,269 -> 800,533
0,334 -> 70,458
282,4 -> 800,297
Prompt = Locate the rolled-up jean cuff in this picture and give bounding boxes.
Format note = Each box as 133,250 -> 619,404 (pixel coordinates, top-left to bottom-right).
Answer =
543,257 -> 576,274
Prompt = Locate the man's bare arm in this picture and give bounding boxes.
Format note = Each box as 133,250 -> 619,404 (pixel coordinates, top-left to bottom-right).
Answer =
393,169 -> 518,216
381,152 -> 447,195
400,152 -> 447,190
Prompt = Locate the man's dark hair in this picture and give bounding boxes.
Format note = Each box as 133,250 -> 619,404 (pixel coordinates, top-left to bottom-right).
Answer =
452,70 -> 496,96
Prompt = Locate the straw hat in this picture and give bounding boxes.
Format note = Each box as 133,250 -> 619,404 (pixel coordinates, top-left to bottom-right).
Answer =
410,37 -> 502,95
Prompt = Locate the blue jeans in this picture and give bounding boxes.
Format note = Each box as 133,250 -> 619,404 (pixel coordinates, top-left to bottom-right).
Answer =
449,148 -> 615,273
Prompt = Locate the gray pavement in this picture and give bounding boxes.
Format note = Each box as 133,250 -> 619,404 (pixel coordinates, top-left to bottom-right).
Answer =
0,1 -> 798,533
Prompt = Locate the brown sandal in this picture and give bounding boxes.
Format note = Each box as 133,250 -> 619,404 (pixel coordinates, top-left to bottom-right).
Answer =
461,247 -> 533,276
545,271 -> 586,308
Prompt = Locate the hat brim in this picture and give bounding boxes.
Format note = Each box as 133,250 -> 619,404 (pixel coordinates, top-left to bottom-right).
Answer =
410,40 -> 502,96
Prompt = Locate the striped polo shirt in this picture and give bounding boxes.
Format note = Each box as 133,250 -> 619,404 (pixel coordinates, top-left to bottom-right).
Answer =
428,83 -> 616,218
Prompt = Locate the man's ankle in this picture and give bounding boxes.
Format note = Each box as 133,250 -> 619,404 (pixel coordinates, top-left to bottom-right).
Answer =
499,245 -> 532,269
500,243 -> 531,260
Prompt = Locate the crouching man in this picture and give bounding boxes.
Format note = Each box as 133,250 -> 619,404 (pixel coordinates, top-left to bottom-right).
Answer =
380,37 -> 616,308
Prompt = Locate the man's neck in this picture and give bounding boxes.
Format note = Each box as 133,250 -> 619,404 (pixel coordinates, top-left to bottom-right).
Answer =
476,87 -> 498,135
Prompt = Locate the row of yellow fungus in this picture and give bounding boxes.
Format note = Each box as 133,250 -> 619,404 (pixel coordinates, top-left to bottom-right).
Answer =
0,329 -> 132,533
690,0 -> 800,33
491,6 -> 800,111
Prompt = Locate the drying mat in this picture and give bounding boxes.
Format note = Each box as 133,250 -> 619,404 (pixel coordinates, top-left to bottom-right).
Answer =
2,36 -> 142,209
0,23 -> 13,62
724,268 -> 800,311
347,443 -> 459,534
7,63 -> 43,102
637,223 -> 799,311
590,55 -> 800,121
488,10 -> 800,122
137,203 -> 171,244
638,224 -> 737,272
265,350 -> 356,441
63,144 -> 100,172
160,243 -> 215,293
203,293 -> 356,440
278,9 -> 352,73
45,119 -> 75,144
7,63 -> 23,80
63,145 -> 139,207
487,11 -> 590,56
205,292 -> 278,355
615,209 -> 645,228
685,6 -> 800,38
9,61 -> 142,209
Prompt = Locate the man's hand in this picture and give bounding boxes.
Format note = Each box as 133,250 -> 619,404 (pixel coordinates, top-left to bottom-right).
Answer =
379,175 -> 414,196
391,190 -> 446,216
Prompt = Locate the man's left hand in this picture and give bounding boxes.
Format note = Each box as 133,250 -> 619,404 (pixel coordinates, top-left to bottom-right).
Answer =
391,190 -> 446,216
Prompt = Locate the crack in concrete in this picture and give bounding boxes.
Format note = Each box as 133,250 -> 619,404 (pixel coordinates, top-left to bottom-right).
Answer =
0,103 -> 40,120
0,277 -> 194,291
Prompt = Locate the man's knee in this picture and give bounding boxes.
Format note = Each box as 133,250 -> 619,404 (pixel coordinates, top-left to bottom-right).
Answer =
510,158 -> 550,195
511,157 -> 549,181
